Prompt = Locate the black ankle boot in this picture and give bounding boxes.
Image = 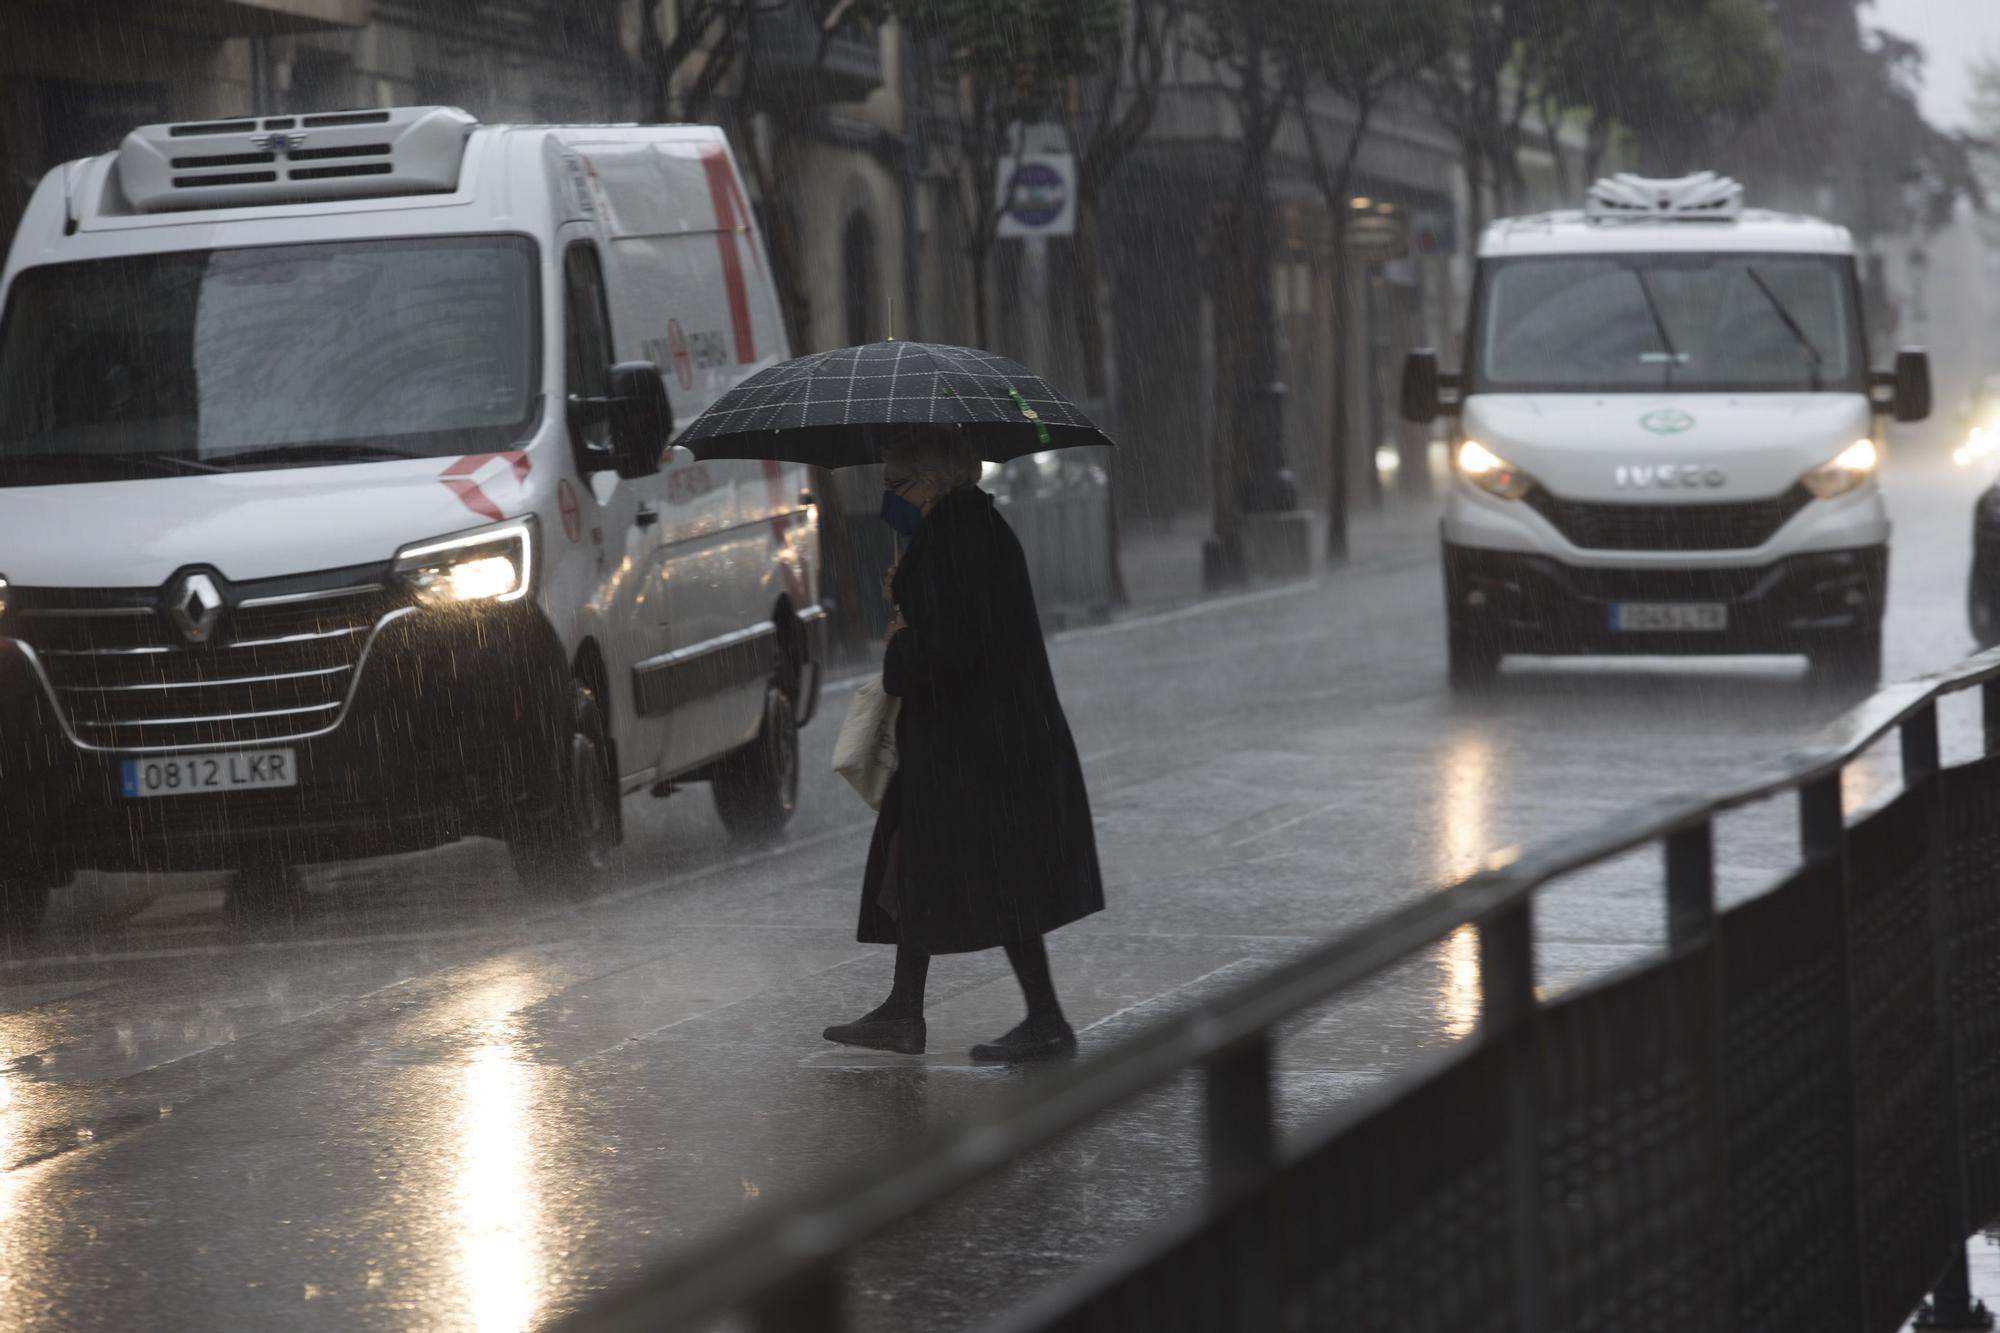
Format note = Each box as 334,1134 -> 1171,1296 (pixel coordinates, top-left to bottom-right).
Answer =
970,1017 -> 1077,1064
823,1015 -> 926,1055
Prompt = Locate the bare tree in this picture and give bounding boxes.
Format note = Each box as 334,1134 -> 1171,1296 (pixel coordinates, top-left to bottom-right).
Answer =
885,0 -> 1122,346
1286,0 -> 1447,555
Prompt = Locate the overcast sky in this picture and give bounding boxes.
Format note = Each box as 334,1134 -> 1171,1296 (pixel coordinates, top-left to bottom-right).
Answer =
1867,0 -> 1999,130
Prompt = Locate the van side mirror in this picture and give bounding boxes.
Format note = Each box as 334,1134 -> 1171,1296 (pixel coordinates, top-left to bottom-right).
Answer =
605,361 -> 674,479
1872,348 -> 1931,424
1401,349 -> 1461,423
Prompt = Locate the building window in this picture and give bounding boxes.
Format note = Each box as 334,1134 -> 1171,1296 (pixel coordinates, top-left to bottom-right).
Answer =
288,47 -> 356,113
36,78 -> 166,163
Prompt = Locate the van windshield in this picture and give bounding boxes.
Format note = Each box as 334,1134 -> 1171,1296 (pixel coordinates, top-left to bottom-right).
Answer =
1473,252 -> 1864,394
0,235 -> 539,487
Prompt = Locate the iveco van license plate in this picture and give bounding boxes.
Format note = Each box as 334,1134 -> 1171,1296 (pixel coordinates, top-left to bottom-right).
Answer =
121,750 -> 298,799
1609,603 -> 1728,632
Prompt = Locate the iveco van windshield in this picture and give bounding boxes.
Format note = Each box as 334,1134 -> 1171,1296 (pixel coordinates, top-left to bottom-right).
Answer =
1473,252 -> 1865,394
0,235 -> 538,487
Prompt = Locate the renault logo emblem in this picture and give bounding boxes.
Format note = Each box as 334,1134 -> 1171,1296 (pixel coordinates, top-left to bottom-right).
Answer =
167,572 -> 223,644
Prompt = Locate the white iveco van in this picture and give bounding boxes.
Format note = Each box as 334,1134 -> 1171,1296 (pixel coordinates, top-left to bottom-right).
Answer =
1403,172 -> 1931,692
0,106 -> 826,928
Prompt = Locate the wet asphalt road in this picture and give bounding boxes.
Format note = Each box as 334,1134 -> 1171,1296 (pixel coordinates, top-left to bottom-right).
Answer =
0,451 -> 1989,1331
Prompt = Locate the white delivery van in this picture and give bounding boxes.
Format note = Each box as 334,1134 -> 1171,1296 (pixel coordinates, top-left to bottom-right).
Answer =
0,106 -> 826,928
1403,172 -> 1931,691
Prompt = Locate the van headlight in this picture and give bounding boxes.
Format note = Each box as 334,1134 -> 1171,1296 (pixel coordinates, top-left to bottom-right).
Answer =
394,518 -> 535,605
0,575 -> 9,620
1456,440 -> 1536,500
1802,439 -> 1879,500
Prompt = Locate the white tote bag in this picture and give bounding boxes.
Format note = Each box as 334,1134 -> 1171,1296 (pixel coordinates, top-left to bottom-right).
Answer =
832,675 -> 901,810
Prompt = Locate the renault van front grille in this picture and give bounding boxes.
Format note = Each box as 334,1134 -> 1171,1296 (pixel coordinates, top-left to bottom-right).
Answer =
3,570 -> 406,753
1524,484 -> 1814,552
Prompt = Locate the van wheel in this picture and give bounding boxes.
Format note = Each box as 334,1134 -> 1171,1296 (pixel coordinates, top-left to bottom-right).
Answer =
713,685 -> 799,841
510,682 -> 620,893
1447,613 -> 1501,692
1972,576 -> 2000,650
1808,627 -> 1883,695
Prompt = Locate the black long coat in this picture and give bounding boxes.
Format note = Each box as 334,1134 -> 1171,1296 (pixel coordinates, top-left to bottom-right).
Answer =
856,486 -> 1105,954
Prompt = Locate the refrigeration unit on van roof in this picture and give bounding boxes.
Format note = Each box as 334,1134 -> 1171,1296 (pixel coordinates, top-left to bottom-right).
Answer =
1584,171 -> 1746,223
115,105 -> 478,213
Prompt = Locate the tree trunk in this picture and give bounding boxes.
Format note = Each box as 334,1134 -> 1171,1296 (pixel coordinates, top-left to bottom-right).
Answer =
1073,186 -> 1128,604
1326,236 -> 1351,561
1583,115 -> 1611,185
970,240 -> 992,348
1464,146 -> 1488,239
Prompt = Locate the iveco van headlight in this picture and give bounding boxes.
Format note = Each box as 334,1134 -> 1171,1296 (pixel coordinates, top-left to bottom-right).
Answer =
394,519 -> 535,606
1456,440 -> 1536,500
1802,439 -> 1879,500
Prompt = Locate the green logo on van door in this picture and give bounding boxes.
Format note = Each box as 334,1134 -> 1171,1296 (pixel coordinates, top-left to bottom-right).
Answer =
1640,408 -> 1696,435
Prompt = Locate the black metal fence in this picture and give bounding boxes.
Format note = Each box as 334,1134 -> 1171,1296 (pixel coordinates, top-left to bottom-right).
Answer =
552,652 -> 2000,1333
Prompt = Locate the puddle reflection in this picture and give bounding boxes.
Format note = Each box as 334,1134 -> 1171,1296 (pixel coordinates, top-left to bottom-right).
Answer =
1436,925 -> 1482,1041
451,980 -> 546,1333
0,1070 -> 23,1307
1434,734 -> 1496,886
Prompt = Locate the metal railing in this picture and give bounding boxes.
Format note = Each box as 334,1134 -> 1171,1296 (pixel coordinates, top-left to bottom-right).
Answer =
552,650 -> 2000,1333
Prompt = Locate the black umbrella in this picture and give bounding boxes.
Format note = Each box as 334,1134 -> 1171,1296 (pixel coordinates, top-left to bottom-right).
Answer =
675,340 -> 1113,467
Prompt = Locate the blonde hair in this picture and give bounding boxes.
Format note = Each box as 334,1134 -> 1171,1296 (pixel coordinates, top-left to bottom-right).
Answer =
879,425 -> 981,490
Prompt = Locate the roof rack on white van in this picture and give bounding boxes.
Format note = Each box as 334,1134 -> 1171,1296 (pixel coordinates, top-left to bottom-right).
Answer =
1585,171 -> 1744,223
115,105 -> 478,213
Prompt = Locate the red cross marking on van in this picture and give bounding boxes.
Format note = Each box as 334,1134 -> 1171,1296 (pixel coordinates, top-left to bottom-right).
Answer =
699,147 -> 757,365
439,450 -> 531,522
667,318 -> 694,390
556,479 -> 583,544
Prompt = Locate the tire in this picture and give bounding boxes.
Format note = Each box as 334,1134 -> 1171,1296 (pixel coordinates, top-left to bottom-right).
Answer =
1972,574 -> 2000,650
225,861 -> 306,925
509,681 -> 620,893
1809,626 -> 1883,695
713,685 -> 800,841
1446,614 -> 1501,692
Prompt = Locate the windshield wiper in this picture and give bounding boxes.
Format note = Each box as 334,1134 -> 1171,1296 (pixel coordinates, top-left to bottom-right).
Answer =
138,453 -> 228,475
213,441 -> 423,468
1628,268 -> 1682,387
1744,266 -> 1825,391
0,451 -> 226,478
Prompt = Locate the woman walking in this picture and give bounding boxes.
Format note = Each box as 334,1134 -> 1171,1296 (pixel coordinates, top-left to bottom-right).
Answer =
824,425 -> 1105,1062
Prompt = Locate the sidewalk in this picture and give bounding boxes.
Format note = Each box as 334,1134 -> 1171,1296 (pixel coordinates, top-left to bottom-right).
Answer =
826,490 -> 1444,670
1114,493 -> 1443,616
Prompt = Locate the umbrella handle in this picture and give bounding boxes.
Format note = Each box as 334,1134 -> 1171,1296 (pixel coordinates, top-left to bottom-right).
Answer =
1008,387 -> 1053,449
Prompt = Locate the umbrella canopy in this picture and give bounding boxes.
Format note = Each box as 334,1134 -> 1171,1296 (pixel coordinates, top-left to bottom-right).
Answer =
675,341 -> 1113,468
